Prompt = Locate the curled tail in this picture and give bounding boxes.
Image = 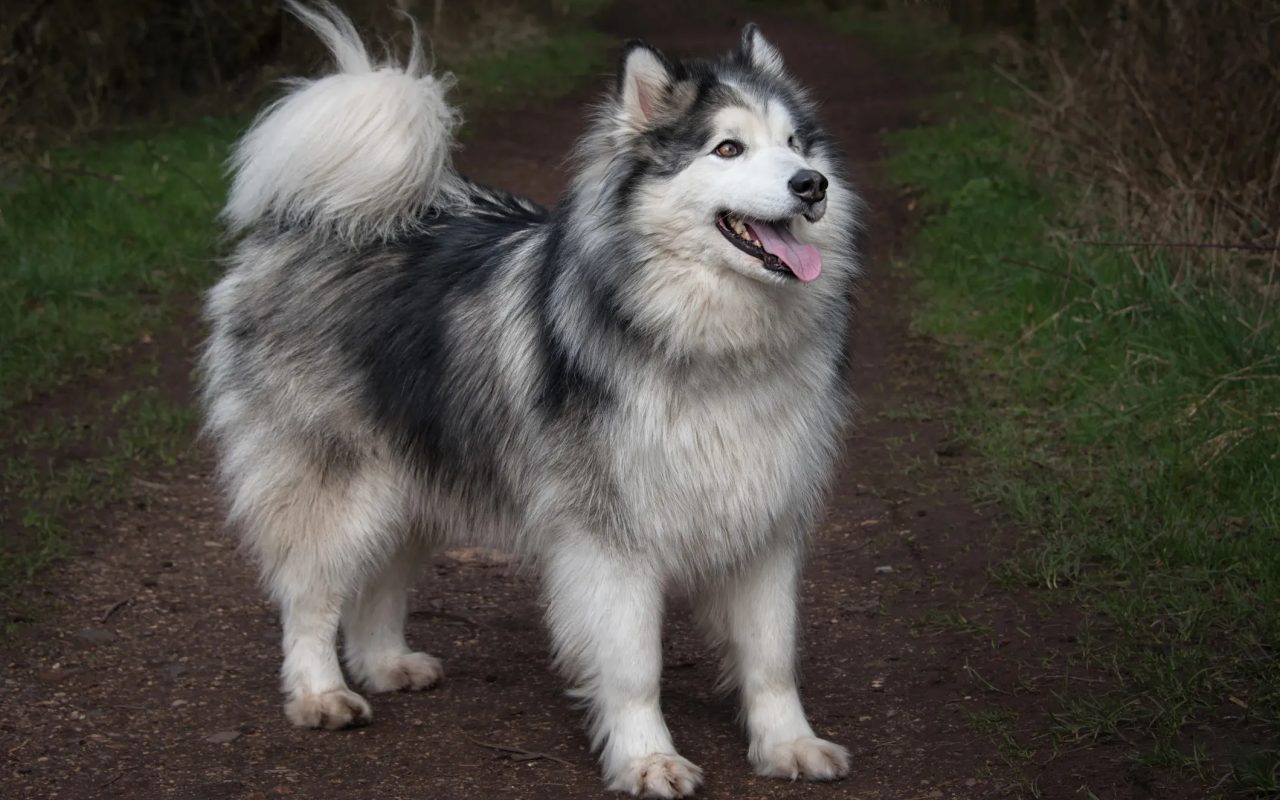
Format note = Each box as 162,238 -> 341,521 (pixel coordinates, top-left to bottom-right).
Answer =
223,1 -> 463,241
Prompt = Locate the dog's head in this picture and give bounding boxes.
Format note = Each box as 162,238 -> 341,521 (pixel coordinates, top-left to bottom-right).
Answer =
572,25 -> 856,292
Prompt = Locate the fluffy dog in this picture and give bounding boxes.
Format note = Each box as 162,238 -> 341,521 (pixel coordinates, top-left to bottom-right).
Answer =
202,3 -> 861,795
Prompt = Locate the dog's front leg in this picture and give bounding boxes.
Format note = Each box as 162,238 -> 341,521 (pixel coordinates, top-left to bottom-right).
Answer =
704,541 -> 850,782
544,537 -> 702,798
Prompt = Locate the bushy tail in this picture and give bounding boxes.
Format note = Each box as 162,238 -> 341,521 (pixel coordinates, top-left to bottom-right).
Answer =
223,1 -> 464,241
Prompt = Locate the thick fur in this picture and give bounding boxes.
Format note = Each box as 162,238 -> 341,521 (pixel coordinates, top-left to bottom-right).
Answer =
203,4 -> 861,797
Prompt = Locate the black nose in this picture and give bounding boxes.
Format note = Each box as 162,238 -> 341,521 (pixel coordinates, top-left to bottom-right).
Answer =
788,169 -> 828,204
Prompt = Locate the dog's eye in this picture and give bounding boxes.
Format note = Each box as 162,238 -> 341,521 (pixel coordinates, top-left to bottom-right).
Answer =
713,140 -> 743,158
787,135 -> 799,150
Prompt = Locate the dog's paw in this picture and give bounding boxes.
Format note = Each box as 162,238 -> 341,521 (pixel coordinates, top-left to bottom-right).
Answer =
608,753 -> 703,798
359,652 -> 444,693
285,688 -> 373,730
753,736 -> 850,781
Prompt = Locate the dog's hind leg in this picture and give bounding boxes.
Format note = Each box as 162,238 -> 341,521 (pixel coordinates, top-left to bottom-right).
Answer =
697,540 -> 850,782
341,539 -> 443,693
276,568 -> 371,730
239,450 -> 405,730
544,536 -> 703,798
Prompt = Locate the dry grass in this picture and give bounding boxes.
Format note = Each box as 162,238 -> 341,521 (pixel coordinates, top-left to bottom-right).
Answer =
1,0 -> 285,136
1013,0 -> 1280,290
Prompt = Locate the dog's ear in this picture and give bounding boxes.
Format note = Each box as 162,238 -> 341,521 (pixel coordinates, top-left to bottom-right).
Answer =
617,40 -> 674,128
738,23 -> 786,78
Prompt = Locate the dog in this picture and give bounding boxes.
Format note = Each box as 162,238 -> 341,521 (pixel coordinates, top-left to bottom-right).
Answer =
201,2 -> 861,795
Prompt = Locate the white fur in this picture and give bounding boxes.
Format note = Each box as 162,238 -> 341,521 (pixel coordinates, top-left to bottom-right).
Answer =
223,1 -> 466,241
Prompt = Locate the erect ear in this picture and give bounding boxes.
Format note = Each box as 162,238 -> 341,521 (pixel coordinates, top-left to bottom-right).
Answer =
617,40 -> 674,128
738,23 -> 786,78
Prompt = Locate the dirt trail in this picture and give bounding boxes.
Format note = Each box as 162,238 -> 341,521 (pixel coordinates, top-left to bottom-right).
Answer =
1,3 -> 1199,799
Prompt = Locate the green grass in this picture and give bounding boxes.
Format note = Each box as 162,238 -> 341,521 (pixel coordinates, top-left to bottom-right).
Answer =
885,65 -> 1280,794
0,118 -> 236,415
0,23 -> 614,597
454,29 -> 610,108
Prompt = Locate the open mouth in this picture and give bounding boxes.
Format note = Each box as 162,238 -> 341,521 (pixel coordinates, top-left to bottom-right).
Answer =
715,212 -> 823,282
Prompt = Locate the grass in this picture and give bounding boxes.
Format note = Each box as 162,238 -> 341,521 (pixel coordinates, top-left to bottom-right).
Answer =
0,118 -> 236,415
882,55 -> 1280,796
0,387 -> 196,600
0,20 -> 614,597
454,29 -> 610,108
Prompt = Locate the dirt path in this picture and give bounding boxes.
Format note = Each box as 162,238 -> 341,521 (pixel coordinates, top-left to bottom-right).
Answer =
1,3 -> 1201,799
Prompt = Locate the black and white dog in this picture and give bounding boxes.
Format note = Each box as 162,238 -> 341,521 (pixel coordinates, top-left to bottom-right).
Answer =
202,2 -> 861,795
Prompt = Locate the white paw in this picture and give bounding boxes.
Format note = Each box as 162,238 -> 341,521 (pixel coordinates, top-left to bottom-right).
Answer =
609,753 -> 704,798
285,688 -> 373,730
753,736 -> 850,781
357,651 -> 444,693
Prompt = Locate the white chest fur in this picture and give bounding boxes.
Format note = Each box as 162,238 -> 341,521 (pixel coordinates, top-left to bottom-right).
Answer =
608,351 -> 842,577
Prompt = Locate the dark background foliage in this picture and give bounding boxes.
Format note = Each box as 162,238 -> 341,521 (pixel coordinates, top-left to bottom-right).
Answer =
0,0 -> 588,138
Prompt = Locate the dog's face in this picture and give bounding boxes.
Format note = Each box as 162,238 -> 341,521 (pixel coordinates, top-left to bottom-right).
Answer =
606,27 -> 845,288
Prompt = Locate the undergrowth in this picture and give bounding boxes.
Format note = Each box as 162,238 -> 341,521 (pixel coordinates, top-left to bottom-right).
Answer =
887,64 -> 1280,798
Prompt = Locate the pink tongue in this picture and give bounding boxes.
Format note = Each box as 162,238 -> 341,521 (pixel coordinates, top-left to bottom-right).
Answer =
747,221 -> 823,282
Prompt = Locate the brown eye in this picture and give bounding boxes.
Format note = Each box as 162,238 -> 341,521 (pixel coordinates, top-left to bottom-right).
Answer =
713,140 -> 743,158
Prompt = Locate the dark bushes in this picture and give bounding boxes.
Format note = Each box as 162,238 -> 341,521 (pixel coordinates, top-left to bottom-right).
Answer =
1021,0 -> 1280,284
2,1 -> 292,132
0,0 -> 595,138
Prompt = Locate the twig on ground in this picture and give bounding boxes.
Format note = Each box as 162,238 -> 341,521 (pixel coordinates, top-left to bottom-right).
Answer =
1072,239 -> 1280,253
26,162 -> 151,202
999,257 -> 1095,289
821,541 -> 872,558
141,140 -> 216,206
467,736 -> 575,767
31,162 -> 121,184
408,608 -> 484,630
963,663 -> 1010,695
1017,302 -> 1072,344
100,599 -> 130,623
